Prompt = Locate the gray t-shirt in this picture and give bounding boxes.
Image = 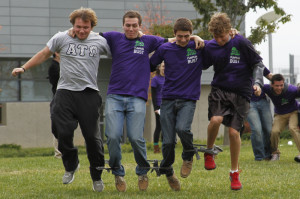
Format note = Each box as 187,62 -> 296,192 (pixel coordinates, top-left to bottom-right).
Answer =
47,31 -> 111,91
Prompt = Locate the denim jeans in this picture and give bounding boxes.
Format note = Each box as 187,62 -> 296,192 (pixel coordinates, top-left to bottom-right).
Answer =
247,98 -> 272,160
159,99 -> 196,176
105,94 -> 150,176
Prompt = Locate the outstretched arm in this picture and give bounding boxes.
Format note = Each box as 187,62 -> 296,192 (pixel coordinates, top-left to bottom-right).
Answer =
168,35 -> 205,49
12,46 -> 52,77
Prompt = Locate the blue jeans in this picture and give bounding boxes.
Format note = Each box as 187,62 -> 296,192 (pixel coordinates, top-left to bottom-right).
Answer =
247,98 -> 272,160
105,94 -> 150,176
159,99 -> 196,176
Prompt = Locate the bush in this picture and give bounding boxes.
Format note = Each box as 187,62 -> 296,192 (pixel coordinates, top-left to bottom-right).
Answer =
0,144 -> 21,149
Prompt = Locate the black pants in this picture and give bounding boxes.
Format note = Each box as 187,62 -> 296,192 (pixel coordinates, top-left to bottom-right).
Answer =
153,113 -> 162,143
50,88 -> 104,181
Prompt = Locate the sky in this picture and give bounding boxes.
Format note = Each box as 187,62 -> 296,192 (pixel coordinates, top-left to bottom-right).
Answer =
245,0 -> 300,73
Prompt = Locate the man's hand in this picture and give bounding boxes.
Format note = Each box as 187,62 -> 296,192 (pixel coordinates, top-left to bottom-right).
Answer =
229,28 -> 239,38
12,67 -> 25,77
192,35 -> 205,49
253,84 -> 262,96
68,28 -> 76,38
138,31 -> 144,37
154,109 -> 160,115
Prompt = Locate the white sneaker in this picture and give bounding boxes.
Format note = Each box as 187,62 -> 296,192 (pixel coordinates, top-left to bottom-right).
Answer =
62,164 -> 80,184
271,154 -> 280,161
93,180 -> 104,192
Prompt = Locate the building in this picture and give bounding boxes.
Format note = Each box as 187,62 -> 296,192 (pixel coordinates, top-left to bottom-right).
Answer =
0,0 -> 245,147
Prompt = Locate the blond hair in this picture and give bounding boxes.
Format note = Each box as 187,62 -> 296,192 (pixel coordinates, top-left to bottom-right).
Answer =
69,7 -> 97,28
208,12 -> 232,36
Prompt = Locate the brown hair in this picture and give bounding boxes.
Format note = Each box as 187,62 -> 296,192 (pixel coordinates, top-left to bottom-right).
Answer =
208,12 -> 232,36
123,10 -> 142,25
173,18 -> 193,34
271,74 -> 284,84
69,7 -> 98,28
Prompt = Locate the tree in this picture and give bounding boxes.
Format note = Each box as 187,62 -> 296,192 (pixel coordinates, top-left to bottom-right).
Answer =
187,0 -> 291,45
149,24 -> 174,38
135,0 -> 173,37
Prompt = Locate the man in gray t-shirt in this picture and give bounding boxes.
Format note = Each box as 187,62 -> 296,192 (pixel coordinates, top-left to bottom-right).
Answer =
12,8 -> 111,192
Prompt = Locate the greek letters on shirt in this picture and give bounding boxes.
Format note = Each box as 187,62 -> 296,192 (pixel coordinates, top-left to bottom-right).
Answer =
229,47 -> 240,64
133,40 -> 145,54
186,48 -> 198,64
66,43 -> 98,57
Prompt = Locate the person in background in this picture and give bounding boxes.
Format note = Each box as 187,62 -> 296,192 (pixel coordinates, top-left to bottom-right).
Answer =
247,67 -> 273,161
151,63 -> 165,153
262,74 -> 300,162
47,52 -> 62,159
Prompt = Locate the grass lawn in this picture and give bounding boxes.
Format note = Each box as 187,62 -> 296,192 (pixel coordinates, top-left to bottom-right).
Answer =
0,140 -> 299,199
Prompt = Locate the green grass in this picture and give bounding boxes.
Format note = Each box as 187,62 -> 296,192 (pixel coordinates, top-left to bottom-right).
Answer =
0,140 -> 299,199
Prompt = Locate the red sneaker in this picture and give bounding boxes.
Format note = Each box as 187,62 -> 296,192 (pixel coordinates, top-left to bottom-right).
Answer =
204,153 -> 216,170
230,171 -> 242,190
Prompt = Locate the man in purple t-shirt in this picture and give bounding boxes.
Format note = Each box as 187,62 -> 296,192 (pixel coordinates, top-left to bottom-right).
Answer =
262,74 -> 300,162
150,18 -> 206,191
202,13 -> 264,191
102,11 -> 165,192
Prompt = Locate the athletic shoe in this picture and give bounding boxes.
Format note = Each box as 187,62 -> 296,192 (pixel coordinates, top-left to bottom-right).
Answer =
271,153 -> 280,161
166,174 -> 181,191
294,155 -> 300,163
154,145 -> 160,153
180,159 -> 193,178
204,153 -> 216,170
138,174 -> 149,191
62,164 -> 80,184
230,171 -> 242,190
115,176 -> 127,192
93,180 -> 104,192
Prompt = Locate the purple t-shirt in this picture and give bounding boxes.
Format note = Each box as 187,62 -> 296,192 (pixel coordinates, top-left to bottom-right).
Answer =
203,34 -> 262,101
150,41 -> 205,100
102,31 -> 165,100
251,67 -> 270,102
263,83 -> 300,114
151,75 -> 165,106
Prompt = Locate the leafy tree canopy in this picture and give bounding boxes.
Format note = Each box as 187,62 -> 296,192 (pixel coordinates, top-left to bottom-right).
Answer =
187,0 -> 291,45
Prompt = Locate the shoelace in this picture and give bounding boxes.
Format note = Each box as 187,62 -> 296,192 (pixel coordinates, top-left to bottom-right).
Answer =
168,176 -> 177,183
94,181 -> 102,186
116,177 -> 124,184
139,176 -> 148,182
64,172 -> 72,177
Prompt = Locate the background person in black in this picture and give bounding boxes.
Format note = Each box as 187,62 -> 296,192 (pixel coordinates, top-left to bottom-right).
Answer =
48,52 -> 62,158
151,63 -> 165,153
48,52 -> 60,95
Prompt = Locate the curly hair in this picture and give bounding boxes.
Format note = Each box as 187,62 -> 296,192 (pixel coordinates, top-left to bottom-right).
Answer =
208,12 -> 232,36
69,7 -> 97,28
